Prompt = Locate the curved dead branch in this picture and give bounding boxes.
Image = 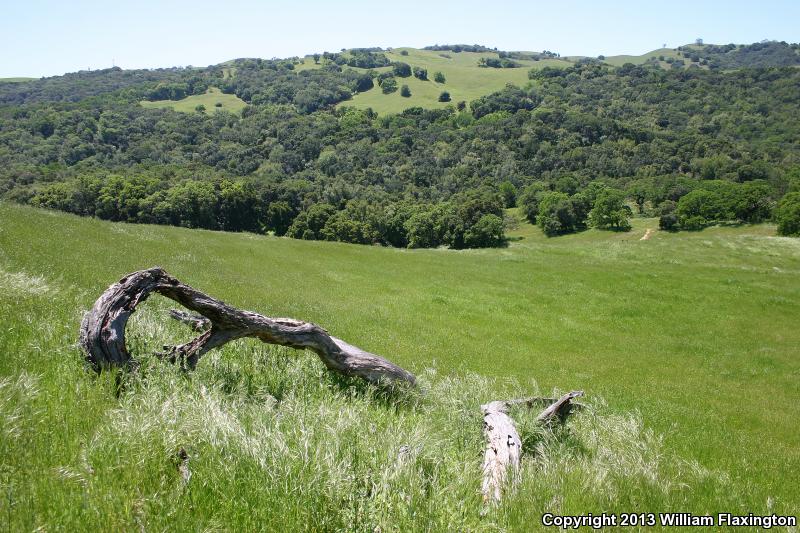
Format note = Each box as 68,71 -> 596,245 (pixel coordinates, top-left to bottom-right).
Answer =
79,267 -> 416,386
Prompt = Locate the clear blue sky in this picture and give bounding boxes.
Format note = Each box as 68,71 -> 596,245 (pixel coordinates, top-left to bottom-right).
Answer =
2,0 -> 798,77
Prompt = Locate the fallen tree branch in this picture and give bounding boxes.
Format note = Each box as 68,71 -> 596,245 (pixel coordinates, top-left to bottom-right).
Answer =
481,391 -> 584,505
79,267 -> 416,386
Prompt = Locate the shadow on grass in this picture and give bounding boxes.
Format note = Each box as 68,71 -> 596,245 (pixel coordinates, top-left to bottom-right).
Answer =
323,370 -> 422,412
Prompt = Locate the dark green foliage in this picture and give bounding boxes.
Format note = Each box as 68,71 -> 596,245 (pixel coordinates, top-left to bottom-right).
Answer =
354,73 -> 374,93
286,203 -> 337,240
478,57 -> 521,68
438,91 -> 451,102
4,44 -> 800,247
499,181 -> 517,208
422,44 -> 495,53
686,41 -> 800,69
392,62 -> 412,77
675,189 -> 723,229
344,50 -> 391,69
433,71 -> 446,83
403,191 -> 505,249
659,213 -> 679,231
775,192 -> 800,236
589,189 -> 631,231
518,183 -> 548,223
731,181 -> 773,223
670,180 -> 774,229
0,67 -> 193,105
470,84 -> 538,118
400,85 -> 411,97
265,201 -> 294,236
537,191 -> 580,236
381,77 -> 398,94
412,67 -> 428,81
464,214 -> 506,248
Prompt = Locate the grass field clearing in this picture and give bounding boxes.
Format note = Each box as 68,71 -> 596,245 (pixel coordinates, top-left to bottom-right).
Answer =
0,203 -> 798,530
140,87 -> 247,115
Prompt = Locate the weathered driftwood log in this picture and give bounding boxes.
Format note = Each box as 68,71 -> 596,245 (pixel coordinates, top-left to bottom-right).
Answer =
79,267 -> 416,386
481,391 -> 584,504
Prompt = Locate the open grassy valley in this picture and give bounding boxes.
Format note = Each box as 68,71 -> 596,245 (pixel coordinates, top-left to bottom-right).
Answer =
2,11 -> 800,527
1,203 -> 798,530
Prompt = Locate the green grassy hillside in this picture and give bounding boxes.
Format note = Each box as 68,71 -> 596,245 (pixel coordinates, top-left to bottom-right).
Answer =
1,203 -> 799,530
0,77 -> 37,83
140,87 -> 247,115
298,48 -> 571,114
601,47 -> 684,66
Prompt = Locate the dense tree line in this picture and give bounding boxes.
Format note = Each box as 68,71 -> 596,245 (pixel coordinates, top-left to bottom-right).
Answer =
26,171 -> 506,247
2,44 -> 800,246
0,67 -> 191,105
677,41 -> 800,69
422,44 -> 497,53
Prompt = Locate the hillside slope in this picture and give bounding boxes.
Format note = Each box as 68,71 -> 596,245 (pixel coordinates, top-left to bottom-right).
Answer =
1,203 -> 799,529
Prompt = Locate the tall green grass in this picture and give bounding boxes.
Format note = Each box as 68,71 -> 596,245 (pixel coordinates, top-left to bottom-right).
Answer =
1,203 -> 798,530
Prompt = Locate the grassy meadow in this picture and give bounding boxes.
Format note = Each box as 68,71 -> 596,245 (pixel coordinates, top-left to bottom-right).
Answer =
140,87 -> 247,115
1,203 -> 799,530
298,45 -> 712,114
298,48 -> 571,114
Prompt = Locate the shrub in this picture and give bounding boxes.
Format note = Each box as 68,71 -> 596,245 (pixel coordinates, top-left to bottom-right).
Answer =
775,192 -> 800,236
464,214 -> 506,248
392,62 -> 412,77
400,85 -> 411,97
659,213 -> 679,231
438,91 -> 451,102
412,67 -> 427,81
681,216 -> 707,231
434,71 -> 446,83
381,77 -> 398,94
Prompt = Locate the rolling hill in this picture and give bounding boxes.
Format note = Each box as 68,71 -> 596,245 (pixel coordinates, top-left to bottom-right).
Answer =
285,41 -> 799,114
140,86 -> 247,115
297,47 -> 571,114
1,202 -> 799,529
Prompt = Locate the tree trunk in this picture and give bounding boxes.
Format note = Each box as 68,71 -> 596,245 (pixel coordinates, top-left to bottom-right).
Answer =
79,267 -> 416,386
481,391 -> 583,504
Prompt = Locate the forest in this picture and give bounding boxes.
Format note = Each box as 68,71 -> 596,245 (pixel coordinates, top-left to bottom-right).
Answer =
1,41 -> 800,247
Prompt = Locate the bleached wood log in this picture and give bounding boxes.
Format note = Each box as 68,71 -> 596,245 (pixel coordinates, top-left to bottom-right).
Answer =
481,391 -> 584,504
79,267 -> 416,386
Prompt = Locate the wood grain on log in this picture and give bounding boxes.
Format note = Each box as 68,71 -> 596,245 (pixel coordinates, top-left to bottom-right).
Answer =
79,267 -> 416,386
481,391 -> 583,504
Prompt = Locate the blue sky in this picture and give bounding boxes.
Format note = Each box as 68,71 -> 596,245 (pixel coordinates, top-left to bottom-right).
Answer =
2,0 -> 798,77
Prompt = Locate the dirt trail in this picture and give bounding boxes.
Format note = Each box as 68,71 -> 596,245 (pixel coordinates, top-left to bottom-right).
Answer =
640,228 -> 654,241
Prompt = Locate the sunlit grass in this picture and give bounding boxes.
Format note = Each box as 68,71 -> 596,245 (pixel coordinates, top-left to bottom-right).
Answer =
140,87 -> 247,115
0,203 -> 798,530
299,48 -> 572,114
